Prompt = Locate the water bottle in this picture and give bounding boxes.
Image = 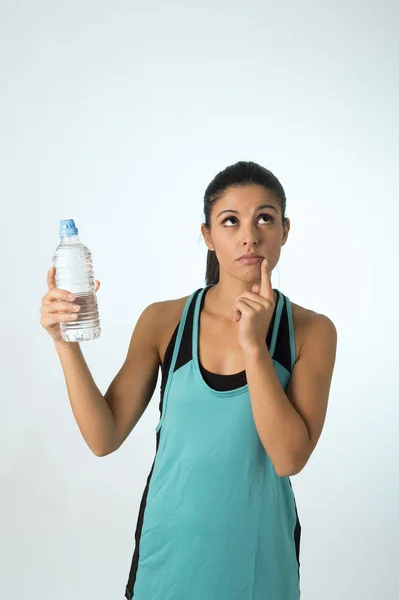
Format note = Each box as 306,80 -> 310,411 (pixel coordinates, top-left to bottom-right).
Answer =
52,219 -> 101,343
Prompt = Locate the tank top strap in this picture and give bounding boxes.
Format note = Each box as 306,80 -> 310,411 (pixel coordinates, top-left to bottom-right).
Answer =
155,288 -> 201,433
284,294 -> 297,371
268,290 -> 284,358
191,284 -> 214,364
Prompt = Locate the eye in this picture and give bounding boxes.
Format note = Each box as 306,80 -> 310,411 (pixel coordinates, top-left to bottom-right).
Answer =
221,213 -> 274,227
222,216 -> 238,226
258,213 -> 274,224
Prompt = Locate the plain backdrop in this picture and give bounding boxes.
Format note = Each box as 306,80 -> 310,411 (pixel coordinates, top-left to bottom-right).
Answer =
1,1 -> 398,598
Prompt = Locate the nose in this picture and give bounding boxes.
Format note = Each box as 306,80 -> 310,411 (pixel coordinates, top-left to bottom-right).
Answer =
242,226 -> 259,247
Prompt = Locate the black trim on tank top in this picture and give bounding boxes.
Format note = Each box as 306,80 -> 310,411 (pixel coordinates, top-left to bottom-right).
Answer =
125,417 -> 163,599
288,478 -> 302,580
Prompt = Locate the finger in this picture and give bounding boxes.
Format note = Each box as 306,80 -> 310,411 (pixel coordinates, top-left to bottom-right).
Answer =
252,283 -> 261,295
234,298 -> 255,321
260,258 -> 273,301
40,313 -> 78,328
94,280 -> 101,293
237,290 -> 269,309
42,288 -> 76,305
41,301 -> 80,316
237,297 -> 263,312
47,266 -> 57,289
233,295 -> 261,321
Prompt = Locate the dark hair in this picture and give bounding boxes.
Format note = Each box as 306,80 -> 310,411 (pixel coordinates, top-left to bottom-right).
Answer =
203,161 -> 287,285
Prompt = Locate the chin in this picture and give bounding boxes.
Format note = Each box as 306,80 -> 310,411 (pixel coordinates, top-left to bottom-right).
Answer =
235,272 -> 261,284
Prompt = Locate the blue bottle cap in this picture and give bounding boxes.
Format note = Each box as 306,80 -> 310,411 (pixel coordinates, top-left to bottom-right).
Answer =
59,219 -> 79,237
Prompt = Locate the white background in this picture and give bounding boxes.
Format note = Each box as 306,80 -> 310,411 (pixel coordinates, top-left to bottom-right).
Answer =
1,1 -> 398,598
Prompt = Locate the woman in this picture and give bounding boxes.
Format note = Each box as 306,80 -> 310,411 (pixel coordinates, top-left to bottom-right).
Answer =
40,161 -> 337,599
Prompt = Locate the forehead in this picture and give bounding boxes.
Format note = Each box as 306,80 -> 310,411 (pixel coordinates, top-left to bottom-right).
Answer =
216,184 -> 280,210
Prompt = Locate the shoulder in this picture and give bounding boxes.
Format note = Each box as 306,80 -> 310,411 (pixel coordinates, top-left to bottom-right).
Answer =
149,293 -> 192,326
288,298 -> 337,364
143,293 -> 193,363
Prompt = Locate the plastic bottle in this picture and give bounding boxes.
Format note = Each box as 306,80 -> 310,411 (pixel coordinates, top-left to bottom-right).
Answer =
52,219 -> 101,343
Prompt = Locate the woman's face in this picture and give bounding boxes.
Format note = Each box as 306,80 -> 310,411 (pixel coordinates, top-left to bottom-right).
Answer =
202,184 -> 290,282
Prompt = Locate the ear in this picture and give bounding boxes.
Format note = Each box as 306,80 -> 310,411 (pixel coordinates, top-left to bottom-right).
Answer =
281,217 -> 290,246
201,223 -> 215,252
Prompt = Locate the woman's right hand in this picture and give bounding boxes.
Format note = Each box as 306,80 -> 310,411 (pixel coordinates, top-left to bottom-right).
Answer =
40,266 -> 101,343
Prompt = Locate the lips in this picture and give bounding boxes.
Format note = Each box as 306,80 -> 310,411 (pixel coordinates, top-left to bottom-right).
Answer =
237,254 -> 264,260
237,255 -> 264,265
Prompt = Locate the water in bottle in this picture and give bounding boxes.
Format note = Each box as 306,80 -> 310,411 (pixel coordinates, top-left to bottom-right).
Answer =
52,219 -> 101,342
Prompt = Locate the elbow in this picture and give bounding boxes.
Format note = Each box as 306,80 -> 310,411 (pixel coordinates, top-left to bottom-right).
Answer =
275,437 -> 312,477
275,454 -> 307,478
275,463 -> 302,478
92,448 -> 111,457
91,442 -> 118,457
90,433 -> 120,457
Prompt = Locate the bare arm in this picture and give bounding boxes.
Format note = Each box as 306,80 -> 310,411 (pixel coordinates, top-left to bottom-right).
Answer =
54,302 -> 161,456
244,312 -> 337,476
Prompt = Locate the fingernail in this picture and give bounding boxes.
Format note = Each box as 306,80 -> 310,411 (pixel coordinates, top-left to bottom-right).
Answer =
68,293 -> 76,300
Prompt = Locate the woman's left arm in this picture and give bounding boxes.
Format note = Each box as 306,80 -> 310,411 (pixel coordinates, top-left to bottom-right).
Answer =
244,313 -> 337,477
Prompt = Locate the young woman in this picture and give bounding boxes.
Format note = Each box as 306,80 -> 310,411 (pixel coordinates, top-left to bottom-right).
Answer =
40,161 -> 337,599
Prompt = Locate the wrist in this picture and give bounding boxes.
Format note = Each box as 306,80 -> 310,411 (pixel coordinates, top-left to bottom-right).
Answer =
54,338 -> 80,353
242,343 -> 268,359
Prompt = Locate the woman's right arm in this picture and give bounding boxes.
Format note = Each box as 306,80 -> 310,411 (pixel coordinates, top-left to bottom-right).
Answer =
41,266 -> 161,456
54,302 -> 160,456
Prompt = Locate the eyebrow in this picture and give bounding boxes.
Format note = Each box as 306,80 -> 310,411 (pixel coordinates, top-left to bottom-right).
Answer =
217,204 -> 279,218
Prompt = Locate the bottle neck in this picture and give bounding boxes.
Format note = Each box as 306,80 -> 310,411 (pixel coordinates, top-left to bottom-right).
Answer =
59,234 -> 80,245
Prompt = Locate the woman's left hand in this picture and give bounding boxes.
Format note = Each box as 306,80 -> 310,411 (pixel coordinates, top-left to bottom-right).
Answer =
233,258 -> 276,351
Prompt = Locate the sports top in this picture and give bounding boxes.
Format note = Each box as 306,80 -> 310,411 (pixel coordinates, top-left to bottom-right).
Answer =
125,285 -> 301,600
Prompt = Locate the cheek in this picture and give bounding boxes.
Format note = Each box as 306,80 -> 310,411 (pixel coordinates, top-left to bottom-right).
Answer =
211,229 -> 230,249
269,247 -> 282,268
213,233 -> 236,257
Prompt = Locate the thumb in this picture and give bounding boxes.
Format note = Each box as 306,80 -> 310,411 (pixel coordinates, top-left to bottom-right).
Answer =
94,280 -> 101,293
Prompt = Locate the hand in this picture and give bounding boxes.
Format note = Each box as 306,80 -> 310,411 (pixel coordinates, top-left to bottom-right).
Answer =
40,266 -> 101,343
233,258 -> 275,351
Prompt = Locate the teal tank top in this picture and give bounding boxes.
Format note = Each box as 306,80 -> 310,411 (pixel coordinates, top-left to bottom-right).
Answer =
125,285 -> 301,600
